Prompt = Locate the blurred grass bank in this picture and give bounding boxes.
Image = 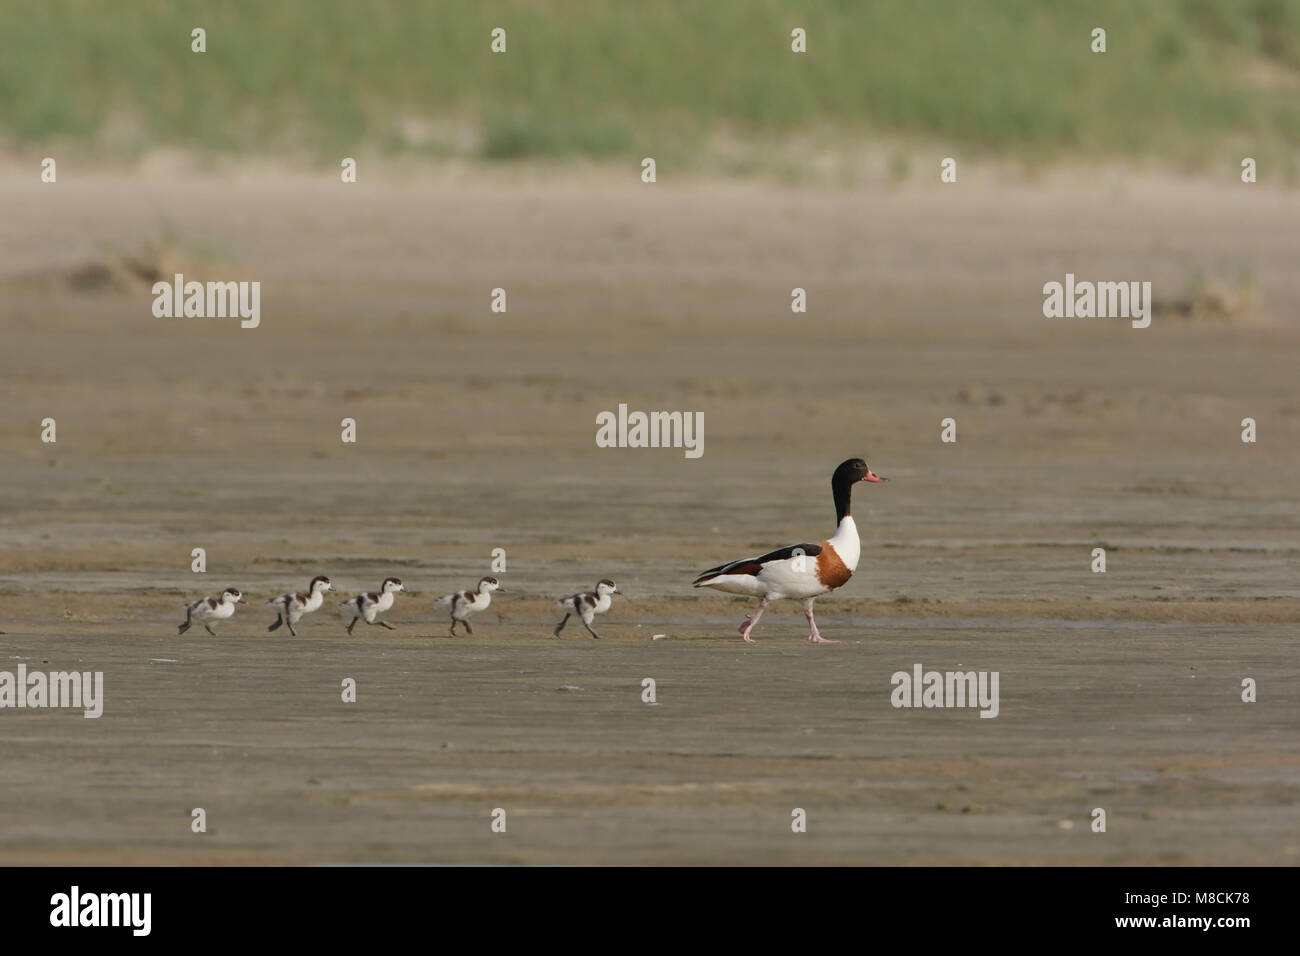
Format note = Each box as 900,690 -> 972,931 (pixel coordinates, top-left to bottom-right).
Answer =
2,0 -> 1298,177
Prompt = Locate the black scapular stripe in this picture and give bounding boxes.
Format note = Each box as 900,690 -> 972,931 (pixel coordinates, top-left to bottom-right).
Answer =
692,543 -> 822,584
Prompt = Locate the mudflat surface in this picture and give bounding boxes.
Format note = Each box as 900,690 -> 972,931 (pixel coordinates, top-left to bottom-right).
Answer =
3,624 -> 1297,865
1,166 -> 1298,863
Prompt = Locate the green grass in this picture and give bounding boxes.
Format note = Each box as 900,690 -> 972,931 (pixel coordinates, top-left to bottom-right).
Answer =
2,0 -> 1298,170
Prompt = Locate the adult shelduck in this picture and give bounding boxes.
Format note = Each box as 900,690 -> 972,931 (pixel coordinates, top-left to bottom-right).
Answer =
692,458 -> 886,643
438,576 -> 504,636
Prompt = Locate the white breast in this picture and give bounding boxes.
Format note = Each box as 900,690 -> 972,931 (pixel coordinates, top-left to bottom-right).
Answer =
829,516 -> 860,571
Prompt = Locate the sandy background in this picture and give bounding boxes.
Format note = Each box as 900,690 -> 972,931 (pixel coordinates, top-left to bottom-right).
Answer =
1,165 -> 1298,863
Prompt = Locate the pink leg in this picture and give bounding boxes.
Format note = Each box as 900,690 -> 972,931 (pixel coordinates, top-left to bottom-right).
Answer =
804,602 -> 838,644
739,597 -> 770,643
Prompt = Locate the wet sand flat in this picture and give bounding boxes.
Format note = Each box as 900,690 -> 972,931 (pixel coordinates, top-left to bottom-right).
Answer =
2,624 -> 1297,865
1,167 -> 1298,863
